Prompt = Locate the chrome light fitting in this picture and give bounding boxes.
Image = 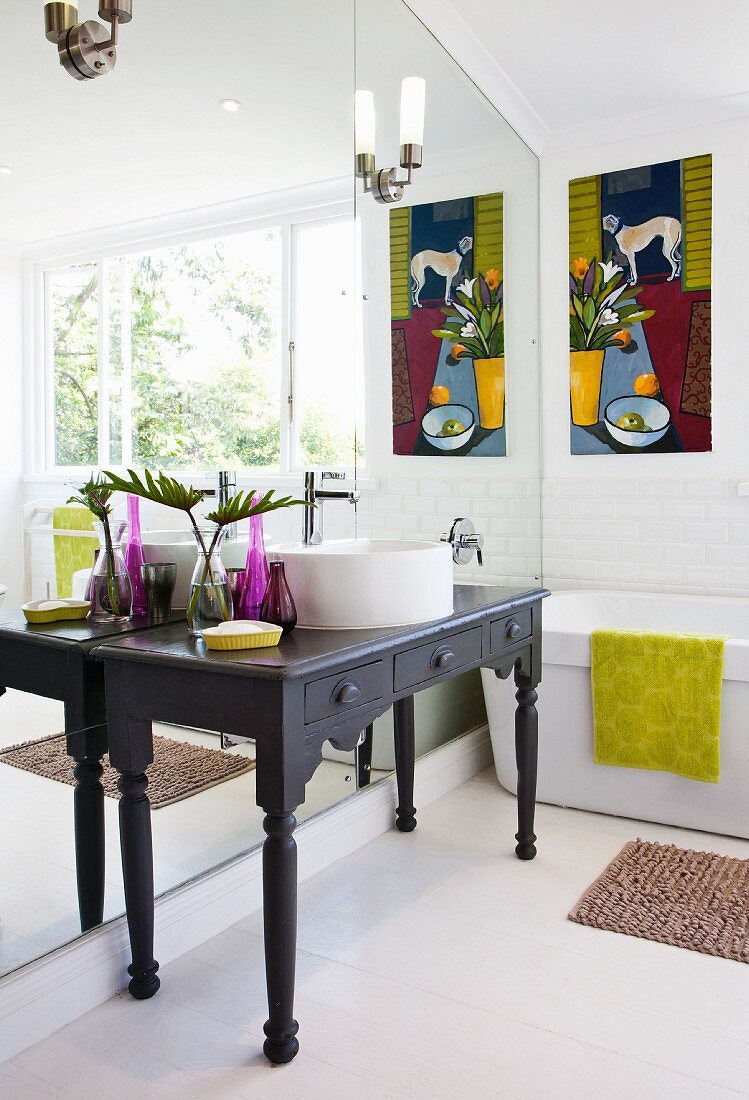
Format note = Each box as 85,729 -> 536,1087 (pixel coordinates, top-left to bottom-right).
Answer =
355,77 -> 425,204
44,1 -> 132,81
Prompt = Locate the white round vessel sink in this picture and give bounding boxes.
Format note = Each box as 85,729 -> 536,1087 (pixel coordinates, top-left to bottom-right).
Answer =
272,539 -> 454,628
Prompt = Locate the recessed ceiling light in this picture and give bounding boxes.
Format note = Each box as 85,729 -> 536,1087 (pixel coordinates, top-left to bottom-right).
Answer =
220,98 -> 243,113
0,165 -> 12,176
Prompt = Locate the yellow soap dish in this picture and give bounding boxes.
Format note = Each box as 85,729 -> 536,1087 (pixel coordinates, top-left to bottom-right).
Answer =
202,621 -> 283,650
22,599 -> 90,624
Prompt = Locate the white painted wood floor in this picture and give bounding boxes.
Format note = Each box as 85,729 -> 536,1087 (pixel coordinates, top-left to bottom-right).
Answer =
3,769 -> 748,1099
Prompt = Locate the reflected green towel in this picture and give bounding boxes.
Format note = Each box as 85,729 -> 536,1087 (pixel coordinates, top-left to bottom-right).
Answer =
591,629 -> 725,784
53,506 -> 96,599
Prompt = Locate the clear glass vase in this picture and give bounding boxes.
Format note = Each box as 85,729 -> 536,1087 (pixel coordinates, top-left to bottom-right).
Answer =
188,526 -> 233,636
88,521 -> 133,623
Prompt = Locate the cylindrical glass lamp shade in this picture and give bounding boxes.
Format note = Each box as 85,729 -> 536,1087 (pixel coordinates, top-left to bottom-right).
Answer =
355,90 -> 376,156
399,76 -> 426,146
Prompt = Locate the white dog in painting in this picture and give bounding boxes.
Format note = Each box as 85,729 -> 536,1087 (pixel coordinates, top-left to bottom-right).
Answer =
411,235 -> 473,307
602,213 -> 682,284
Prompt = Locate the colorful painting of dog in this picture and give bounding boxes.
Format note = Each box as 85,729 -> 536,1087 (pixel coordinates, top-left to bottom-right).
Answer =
568,155 -> 712,454
390,192 -> 506,457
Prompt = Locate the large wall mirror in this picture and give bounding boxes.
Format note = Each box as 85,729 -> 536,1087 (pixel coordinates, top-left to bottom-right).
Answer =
0,0 -> 539,982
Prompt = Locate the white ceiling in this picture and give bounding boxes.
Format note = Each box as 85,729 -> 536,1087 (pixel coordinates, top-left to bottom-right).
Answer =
9,0 -> 736,245
0,0 -> 355,244
0,0 -> 526,247
411,0 -> 749,148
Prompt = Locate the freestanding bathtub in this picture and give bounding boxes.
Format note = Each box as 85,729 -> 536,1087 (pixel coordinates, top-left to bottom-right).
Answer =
482,590 -> 749,839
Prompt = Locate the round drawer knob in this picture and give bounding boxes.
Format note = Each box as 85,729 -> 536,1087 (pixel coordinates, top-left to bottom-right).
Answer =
506,620 -> 523,640
333,680 -> 361,704
430,645 -> 455,669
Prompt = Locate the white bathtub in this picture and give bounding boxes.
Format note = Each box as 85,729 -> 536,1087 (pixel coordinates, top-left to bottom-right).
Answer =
482,590 -> 749,839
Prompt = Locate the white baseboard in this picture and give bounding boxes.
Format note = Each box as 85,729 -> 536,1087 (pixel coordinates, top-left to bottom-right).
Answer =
0,725 -> 492,1063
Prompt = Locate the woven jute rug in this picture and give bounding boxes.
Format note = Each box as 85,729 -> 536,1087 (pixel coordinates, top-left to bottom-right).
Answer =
569,839 -> 749,964
0,732 -> 255,810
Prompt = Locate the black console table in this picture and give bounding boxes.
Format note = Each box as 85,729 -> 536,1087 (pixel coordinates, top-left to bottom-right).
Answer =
0,609 -> 182,931
97,583 -> 547,1063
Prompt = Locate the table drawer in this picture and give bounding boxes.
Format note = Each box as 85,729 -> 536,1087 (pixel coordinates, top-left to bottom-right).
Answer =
490,609 -> 532,654
394,627 -> 483,692
305,660 -> 385,724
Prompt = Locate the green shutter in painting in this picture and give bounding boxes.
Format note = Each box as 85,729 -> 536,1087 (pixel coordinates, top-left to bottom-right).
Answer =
682,154 -> 712,292
389,206 -> 412,321
569,175 -> 601,265
472,192 -> 503,280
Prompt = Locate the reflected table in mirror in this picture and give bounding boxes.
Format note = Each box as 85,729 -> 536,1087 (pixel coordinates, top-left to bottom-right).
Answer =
96,583 -> 548,1063
0,609 -> 185,933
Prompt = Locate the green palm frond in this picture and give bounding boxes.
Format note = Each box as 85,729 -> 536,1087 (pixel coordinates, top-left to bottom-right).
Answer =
205,489 -> 309,527
103,468 -> 205,514
104,469 -> 309,534
67,472 -> 114,523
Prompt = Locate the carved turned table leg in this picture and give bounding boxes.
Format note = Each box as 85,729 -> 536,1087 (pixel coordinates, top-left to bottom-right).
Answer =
66,679 -> 108,934
72,755 -> 106,931
514,669 -> 539,860
262,810 -> 300,1063
104,660 -> 160,1002
118,767 -> 160,998
394,695 -> 417,832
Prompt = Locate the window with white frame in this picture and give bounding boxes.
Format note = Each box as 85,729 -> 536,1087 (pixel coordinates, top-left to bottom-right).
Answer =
43,212 -> 362,474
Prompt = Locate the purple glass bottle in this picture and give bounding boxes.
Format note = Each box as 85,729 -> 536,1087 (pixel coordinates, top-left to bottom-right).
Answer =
237,500 -> 270,621
84,547 -> 100,603
260,560 -> 297,634
124,494 -> 148,616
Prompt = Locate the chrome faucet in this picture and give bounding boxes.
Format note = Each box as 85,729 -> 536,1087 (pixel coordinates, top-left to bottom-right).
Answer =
303,470 -> 361,545
218,470 -> 237,539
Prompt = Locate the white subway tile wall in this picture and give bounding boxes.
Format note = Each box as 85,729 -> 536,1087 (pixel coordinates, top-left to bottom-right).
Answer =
543,479 -> 749,595
27,477 -> 543,599
33,476 -> 744,600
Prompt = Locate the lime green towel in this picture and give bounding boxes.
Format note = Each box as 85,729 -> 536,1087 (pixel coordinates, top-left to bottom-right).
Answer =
591,629 -> 725,784
53,506 -> 96,599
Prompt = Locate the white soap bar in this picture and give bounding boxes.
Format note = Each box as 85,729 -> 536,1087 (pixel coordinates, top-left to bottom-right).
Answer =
213,621 -> 267,634
37,601 -> 68,611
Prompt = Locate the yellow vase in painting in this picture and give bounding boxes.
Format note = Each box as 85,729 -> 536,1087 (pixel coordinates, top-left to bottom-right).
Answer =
570,350 -> 605,426
472,357 -> 505,430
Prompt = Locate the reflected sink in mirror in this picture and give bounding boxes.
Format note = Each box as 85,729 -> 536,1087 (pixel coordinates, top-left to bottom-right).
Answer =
272,539 -> 454,628
141,531 -> 263,609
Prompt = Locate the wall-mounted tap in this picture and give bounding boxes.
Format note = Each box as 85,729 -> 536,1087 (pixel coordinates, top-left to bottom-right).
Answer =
218,470 -> 237,539
303,470 -> 361,545
442,517 -> 484,566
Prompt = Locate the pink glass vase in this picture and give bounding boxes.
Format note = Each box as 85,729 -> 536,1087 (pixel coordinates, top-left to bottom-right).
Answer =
124,494 -> 148,616
237,502 -> 270,620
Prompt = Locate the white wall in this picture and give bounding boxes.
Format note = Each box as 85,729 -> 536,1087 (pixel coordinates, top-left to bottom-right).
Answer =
0,251 -> 24,604
540,116 -> 749,595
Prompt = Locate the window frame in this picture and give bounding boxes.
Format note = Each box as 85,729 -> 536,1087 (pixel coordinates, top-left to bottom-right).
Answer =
29,193 -> 363,483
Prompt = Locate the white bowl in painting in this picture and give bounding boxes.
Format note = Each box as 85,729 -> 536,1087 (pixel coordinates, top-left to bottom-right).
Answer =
422,403 -> 475,452
604,396 -> 671,448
